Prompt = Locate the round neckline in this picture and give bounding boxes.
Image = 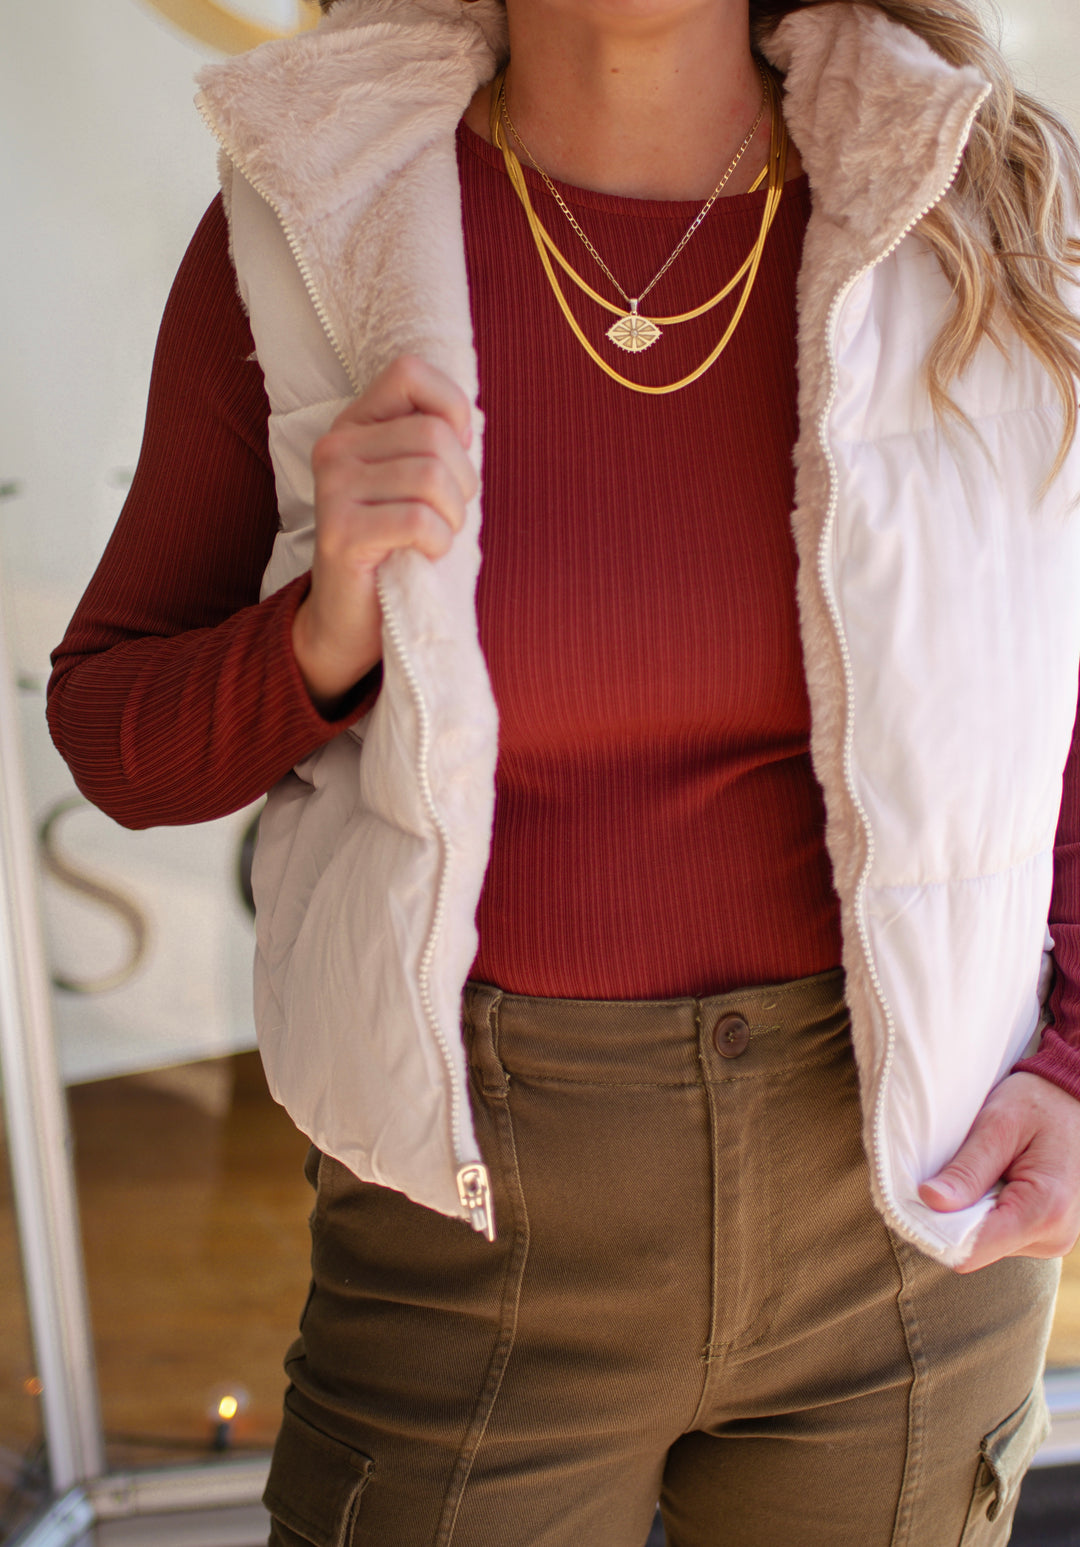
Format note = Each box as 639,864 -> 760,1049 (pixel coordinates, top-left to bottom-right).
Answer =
457,117 -> 809,219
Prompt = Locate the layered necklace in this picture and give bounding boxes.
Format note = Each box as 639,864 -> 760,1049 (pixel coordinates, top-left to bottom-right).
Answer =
490,63 -> 789,395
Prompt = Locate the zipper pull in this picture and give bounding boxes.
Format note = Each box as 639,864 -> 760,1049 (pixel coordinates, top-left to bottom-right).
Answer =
457,1164 -> 496,1242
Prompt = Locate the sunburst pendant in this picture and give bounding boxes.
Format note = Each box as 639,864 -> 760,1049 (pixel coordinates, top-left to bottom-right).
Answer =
606,300 -> 662,354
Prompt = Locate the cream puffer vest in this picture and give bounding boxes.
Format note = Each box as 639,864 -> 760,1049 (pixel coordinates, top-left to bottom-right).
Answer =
197,0 -> 1080,1265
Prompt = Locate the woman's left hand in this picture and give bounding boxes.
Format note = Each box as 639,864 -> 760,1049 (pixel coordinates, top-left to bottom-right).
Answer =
919,1072 -> 1080,1272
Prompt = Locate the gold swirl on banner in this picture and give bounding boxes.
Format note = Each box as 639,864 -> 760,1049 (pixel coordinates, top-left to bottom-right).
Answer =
137,0 -> 319,53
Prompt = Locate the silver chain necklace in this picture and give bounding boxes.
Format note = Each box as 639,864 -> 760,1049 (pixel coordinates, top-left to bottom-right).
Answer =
499,64 -> 770,353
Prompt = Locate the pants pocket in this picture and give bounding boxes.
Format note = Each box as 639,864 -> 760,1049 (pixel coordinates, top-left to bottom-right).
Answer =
263,1402 -> 374,1547
959,1382 -> 1051,1544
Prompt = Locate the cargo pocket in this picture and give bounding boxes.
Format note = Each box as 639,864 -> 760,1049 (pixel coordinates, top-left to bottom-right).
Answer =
959,1382 -> 1050,1543
263,1405 -> 373,1547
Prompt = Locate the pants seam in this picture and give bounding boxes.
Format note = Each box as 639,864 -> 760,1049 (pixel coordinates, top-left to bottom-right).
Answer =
687,1002 -> 721,1430
435,997 -> 532,1547
887,1232 -> 928,1547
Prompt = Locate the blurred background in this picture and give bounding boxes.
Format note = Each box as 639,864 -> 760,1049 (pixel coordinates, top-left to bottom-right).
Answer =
0,2 -> 1078,1544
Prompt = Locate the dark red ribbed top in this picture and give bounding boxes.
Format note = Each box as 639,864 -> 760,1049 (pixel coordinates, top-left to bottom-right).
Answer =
45,130 -> 1080,1096
462,125 -> 839,995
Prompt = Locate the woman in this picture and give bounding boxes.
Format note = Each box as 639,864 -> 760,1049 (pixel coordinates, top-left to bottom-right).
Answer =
48,0 -> 1080,1540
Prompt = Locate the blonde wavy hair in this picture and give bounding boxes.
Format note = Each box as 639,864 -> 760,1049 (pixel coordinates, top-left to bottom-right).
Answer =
755,1 -> 1080,473
321,0 -> 1080,468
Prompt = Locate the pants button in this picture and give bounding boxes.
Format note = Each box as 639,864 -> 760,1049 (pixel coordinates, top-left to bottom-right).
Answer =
713,1014 -> 750,1058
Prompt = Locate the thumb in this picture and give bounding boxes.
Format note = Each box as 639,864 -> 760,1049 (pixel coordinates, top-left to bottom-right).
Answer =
919,1107 -> 1017,1213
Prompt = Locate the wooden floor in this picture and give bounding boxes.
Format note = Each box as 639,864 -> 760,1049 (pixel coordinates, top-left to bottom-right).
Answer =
0,1051 -> 312,1522
67,1053 -> 312,1468
0,1049 -> 1078,1531
0,1123 -> 46,1543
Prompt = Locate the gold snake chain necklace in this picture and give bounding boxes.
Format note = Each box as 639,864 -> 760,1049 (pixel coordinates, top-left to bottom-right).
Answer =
490,65 -> 789,395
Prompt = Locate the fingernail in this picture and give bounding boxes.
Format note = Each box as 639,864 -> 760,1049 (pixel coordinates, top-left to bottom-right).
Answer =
929,1176 -> 958,1200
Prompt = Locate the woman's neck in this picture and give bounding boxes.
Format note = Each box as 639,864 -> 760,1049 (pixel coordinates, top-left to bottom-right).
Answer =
462,0 -> 788,201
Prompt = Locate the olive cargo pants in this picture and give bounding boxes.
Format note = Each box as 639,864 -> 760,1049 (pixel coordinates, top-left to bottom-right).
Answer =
265,971 -> 1059,1546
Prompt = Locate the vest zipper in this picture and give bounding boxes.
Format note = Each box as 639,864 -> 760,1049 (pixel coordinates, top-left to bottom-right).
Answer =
377,590 -> 495,1242
197,100 -> 494,1239
815,87 -> 990,1245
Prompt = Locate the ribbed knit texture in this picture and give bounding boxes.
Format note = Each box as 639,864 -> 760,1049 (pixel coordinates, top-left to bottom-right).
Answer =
44,147 -> 1080,1096
1016,664 -> 1080,1098
462,125 -> 841,997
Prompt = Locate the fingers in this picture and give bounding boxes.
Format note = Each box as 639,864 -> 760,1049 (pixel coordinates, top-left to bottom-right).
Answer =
312,414 -> 479,536
313,451 -> 471,556
918,1101 -> 1021,1212
954,1176 -> 1075,1273
295,356 -> 477,712
919,1072 -> 1080,1273
313,362 -> 479,564
334,354 -> 474,449
344,410 -> 478,490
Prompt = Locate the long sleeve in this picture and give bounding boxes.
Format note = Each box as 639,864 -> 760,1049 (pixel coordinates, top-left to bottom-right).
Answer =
1014,666 -> 1080,1098
46,196 -> 377,829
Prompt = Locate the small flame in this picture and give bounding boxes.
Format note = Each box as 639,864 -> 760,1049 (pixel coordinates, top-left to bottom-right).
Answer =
23,1377 -> 43,1397
217,1395 -> 239,1422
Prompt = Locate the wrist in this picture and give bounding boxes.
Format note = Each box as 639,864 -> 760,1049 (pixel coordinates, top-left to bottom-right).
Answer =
291,594 -> 381,717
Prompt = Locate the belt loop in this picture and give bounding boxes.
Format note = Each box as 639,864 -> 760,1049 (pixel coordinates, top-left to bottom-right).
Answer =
463,982 -> 508,1096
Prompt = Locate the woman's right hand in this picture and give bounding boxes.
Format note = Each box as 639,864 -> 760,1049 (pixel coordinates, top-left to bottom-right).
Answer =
291,354 -> 478,714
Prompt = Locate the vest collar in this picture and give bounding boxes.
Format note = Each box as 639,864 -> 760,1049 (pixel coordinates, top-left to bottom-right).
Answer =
762,5 -> 988,270
198,0 -> 988,295
197,0 -> 506,238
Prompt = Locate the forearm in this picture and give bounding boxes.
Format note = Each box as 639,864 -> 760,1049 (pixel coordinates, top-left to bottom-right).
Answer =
47,574 -> 377,828
46,194 -> 377,830
1014,931 -> 1080,1101
1014,663 -> 1080,1099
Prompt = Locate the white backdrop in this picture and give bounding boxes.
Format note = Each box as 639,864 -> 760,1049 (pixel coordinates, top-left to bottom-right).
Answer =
0,2 -> 303,1082
0,0 -> 1077,1083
